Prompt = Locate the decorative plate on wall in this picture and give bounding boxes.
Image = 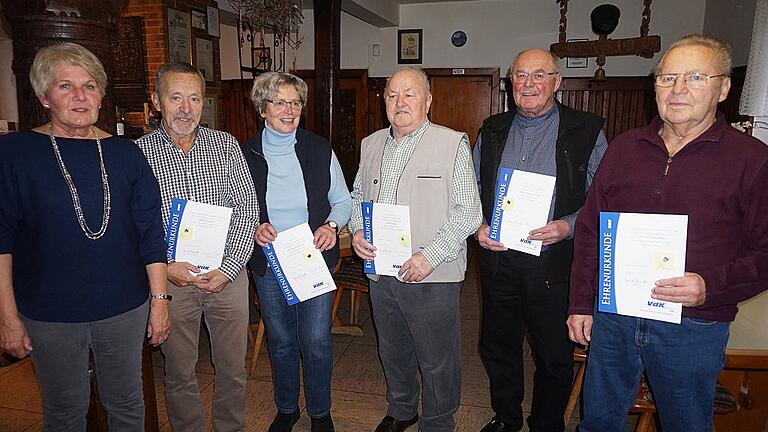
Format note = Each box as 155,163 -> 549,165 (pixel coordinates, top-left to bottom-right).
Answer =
451,30 -> 467,47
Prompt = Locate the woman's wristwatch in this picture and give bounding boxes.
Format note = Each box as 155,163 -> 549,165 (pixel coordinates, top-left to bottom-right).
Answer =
326,220 -> 339,234
150,293 -> 173,301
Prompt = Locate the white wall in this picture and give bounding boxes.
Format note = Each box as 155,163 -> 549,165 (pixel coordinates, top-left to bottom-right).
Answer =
220,0 -> 707,78
704,0 -> 756,66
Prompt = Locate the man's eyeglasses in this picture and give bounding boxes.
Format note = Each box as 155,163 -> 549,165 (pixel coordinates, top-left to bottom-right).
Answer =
654,72 -> 727,89
510,71 -> 560,83
266,99 -> 303,110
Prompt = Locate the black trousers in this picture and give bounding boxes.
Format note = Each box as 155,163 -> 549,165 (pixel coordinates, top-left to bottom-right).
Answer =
479,249 -> 573,432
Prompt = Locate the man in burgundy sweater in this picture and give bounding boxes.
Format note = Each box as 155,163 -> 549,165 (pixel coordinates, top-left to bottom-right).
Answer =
567,34 -> 768,431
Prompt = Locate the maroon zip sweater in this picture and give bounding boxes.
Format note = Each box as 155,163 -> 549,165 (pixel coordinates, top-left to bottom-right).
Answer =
569,113 -> 768,322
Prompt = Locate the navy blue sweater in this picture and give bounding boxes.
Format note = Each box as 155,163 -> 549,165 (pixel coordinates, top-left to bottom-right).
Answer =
0,131 -> 166,322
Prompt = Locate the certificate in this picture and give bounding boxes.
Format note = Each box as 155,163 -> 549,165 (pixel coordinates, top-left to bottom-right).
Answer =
489,168 -> 556,256
166,198 -> 232,272
261,223 -> 337,305
361,202 -> 412,277
598,212 -> 688,324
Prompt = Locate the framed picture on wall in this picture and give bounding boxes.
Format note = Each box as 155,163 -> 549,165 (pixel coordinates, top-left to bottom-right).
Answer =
191,9 -> 207,31
566,38 -> 588,68
195,38 -> 214,81
201,97 -> 217,129
398,29 -> 423,64
207,6 -> 220,37
167,8 -> 191,63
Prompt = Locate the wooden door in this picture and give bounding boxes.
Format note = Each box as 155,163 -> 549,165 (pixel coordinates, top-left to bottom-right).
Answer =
296,69 -> 367,189
423,68 -> 501,146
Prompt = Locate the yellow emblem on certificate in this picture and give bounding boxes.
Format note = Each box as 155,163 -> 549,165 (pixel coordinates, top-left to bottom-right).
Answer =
304,250 -> 317,263
502,195 -> 515,212
399,234 -> 410,248
179,226 -> 194,240
655,251 -> 675,270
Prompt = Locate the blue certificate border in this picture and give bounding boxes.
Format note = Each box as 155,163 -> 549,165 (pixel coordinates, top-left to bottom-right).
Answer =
166,197 -> 187,262
262,243 -> 300,306
598,212 -> 619,314
489,167 -> 513,242
361,201 -> 376,274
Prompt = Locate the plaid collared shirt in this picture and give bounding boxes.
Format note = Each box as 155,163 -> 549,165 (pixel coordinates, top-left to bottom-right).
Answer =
136,125 -> 259,281
350,120 -> 481,268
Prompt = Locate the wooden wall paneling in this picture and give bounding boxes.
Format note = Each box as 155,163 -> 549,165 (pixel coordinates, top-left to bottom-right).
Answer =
557,76 -> 656,142
222,79 -> 258,145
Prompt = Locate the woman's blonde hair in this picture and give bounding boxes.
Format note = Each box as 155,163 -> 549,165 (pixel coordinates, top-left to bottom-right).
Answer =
29,43 -> 108,97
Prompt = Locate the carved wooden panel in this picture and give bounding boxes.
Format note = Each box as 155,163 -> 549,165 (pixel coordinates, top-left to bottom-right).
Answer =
112,16 -> 147,111
5,15 -> 116,132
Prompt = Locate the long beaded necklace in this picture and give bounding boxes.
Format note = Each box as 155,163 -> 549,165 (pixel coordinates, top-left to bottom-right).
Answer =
48,123 -> 111,240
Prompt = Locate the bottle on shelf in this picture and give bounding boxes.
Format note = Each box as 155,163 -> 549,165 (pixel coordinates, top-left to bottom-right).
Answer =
116,107 -> 126,136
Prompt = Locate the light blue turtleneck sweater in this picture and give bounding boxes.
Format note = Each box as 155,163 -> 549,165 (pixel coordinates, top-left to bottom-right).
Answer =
262,124 -> 352,233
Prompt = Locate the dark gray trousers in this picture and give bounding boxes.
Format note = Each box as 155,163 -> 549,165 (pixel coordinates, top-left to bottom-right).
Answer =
369,276 -> 461,432
22,301 -> 149,432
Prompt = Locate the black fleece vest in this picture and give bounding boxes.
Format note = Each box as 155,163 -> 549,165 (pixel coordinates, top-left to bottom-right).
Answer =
243,128 -> 339,276
478,102 -> 604,282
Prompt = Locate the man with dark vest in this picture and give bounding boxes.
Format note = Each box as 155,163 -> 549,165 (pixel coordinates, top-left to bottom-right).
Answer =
473,49 -> 607,432
349,67 -> 482,432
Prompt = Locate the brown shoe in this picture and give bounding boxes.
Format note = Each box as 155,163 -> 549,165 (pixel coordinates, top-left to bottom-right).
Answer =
374,414 -> 418,432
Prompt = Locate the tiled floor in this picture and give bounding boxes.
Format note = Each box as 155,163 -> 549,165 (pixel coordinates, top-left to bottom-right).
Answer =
0,251 -> 619,431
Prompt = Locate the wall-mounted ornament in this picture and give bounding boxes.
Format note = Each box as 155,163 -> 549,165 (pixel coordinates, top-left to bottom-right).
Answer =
451,30 -> 467,47
549,0 -> 661,81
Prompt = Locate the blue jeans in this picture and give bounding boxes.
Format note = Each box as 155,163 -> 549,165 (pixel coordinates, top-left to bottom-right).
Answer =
580,311 -> 729,432
253,270 -> 334,418
22,301 -> 149,432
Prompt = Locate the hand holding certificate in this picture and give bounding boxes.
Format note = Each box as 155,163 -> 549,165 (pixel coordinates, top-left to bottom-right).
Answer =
361,202 -> 412,277
166,198 -> 233,273
598,212 -> 688,324
262,223 -> 337,305
489,168 -> 556,256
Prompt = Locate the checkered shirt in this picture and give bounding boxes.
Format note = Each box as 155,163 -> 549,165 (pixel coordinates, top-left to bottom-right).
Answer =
136,125 -> 259,281
350,120 -> 482,268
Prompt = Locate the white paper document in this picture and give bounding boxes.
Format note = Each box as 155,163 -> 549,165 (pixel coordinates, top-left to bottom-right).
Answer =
361,202 -> 412,277
488,168 -> 556,256
598,212 -> 688,324
261,223 -> 337,305
166,198 -> 233,272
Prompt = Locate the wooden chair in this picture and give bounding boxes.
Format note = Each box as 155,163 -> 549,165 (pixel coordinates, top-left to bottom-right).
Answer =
247,273 -> 266,379
330,255 -> 369,336
564,347 -> 656,431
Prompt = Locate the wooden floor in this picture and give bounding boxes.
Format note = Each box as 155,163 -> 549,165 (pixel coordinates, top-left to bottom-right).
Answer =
0,250 -> 645,431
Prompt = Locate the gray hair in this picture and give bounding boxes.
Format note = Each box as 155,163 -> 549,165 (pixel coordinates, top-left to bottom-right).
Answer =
29,43 -> 108,97
250,72 -> 309,112
654,34 -> 733,76
155,62 -> 206,95
385,67 -> 431,93
510,49 -> 562,74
